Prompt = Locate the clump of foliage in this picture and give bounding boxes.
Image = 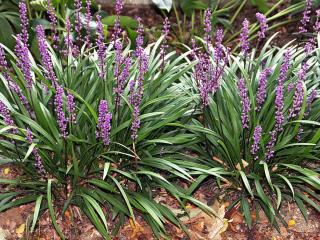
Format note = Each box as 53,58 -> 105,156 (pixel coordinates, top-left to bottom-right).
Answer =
0,0 -> 215,239
180,5 -> 320,229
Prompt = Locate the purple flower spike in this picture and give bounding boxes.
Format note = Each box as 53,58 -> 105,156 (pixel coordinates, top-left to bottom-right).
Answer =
299,0 -> 312,33
288,63 -> 308,119
275,50 -> 291,131
54,85 -> 67,138
26,128 -> 46,176
35,25 -> 57,88
0,100 -> 17,134
67,93 -> 76,123
85,0 -> 92,47
96,15 -> 106,79
96,100 -> 112,146
238,78 -> 250,129
19,1 -> 29,45
129,18 -> 148,140
113,0 -> 124,40
265,130 -> 277,161
256,68 -> 272,111
114,56 -> 132,107
251,125 -> 262,159
160,17 -> 170,70
63,18 -> 79,57
315,9 -> 320,32
15,34 -> 33,89
47,0 -> 59,49
74,0 -> 83,43
204,9 -> 212,46
256,12 -> 268,40
305,89 -> 317,116
240,18 -> 250,56
214,28 -> 224,61
0,46 -> 29,108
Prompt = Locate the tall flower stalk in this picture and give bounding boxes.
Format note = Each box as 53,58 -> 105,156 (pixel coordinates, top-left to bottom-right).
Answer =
256,12 -> 268,41
240,18 -> 250,56
129,18 -> 148,140
74,0 -> 83,43
256,68 -> 272,111
160,17 -> 170,70
299,0 -> 312,33
238,78 -> 250,129
85,0 -> 92,47
54,85 -> 68,138
19,1 -> 29,45
96,15 -> 106,80
251,125 -> 262,160
47,0 -> 59,49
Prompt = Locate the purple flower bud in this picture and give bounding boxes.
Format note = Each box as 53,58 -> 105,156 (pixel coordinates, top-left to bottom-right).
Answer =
35,25 -> 57,88
67,93 -> 76,123
47,0 -> 59,49
238,78 -> 250,129
296,126 -> 303,142
265,130 -> 277,160
251,125 -> 262,159
256,12 -> 268,40
287,82 -> 295,92
204,9 -> 212,46
74,0 -> 83,43
275,50 -> 291,131
96,15 -> 106,79
63,18 -> 79,57
54,85 -> 67,138
240,18 -> 250,56
19,1 -> 29,45
26,128 -> 46,176
299,0 -> 312,33
15,34 -> 33,89
304,39 -> 315,55
0,100 -> 17,134
160,17 -> 170,70
256,68 -> 272,111
85,0 -> 92,47
96,100 -> 112,146
129,19 -> 148,140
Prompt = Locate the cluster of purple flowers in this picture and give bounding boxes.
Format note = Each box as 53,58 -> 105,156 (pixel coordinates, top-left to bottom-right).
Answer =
0,46 -> 28,108
26,128 -> 46,176
160,17 -> 170,70
74,0 -> 83,43
288,63 -> 308,119
19,1 -> 29,45
238,78 -> 250,129
113,0 -> 124,40
204,9 -> 212,46
265,130 -> 277,160
256,68 -> 272,111
251,125 -> 262,159
67,93 -> 76,123
256,13 -> 268,40
299,0 -> 312,33
96,100 -> 112,146
315,10 -> 320,32
47,0 -> 59,48
85,0 -> 92,47
36,25 -> 57,88
129,18 -> 148,140
114,56 -> 132,107
240,19 -> 250,56
275,50 -> 291,131
305,89 -> 317,116
54,85 -> 68,138
63,18 -> 79,57
0,100 -> 17,134
96,15 -> 106,79
15,34 -> 33,89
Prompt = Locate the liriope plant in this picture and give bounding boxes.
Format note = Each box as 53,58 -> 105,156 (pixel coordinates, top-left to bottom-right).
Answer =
0,1 -> 217,239
177,8 -> 320,229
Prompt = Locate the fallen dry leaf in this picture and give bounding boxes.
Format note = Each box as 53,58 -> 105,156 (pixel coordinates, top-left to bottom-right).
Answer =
3,168 -> 10,175
288,219 -> 296,227
15,223 -> 25,235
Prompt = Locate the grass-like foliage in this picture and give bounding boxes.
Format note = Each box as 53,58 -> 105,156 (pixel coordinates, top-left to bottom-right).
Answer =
0,15 -> 213,239
181,33 -> 320,228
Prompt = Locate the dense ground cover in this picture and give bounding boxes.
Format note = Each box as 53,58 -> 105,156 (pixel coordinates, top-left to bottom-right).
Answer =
0,0 -> 319,239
